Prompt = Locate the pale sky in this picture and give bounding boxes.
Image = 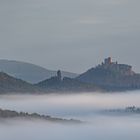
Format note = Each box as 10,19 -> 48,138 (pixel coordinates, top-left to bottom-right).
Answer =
0,0 -> 140,73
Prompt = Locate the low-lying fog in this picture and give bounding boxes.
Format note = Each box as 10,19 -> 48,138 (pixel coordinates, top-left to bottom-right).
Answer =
1,91 -> 140,140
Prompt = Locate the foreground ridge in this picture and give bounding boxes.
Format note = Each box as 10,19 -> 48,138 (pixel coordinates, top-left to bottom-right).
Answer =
0,108 -> 82,124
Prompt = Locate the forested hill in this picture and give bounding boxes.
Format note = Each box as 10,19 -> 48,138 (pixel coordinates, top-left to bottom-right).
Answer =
77,57 -> 140,90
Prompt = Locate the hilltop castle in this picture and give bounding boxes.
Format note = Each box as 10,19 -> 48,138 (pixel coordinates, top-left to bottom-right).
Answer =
97,57 -> 134,76
77,57 -> 140,90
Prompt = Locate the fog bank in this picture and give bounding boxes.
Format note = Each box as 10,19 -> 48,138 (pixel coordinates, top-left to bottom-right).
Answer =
0,91 -> 140,140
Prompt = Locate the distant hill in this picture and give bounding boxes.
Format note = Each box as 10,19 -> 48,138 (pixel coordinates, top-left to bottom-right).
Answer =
0,72 -> 39,93
36,70 -> 102,92
77,57 -> 140,91
1,57 -> 140,93
0,71 -> 101,94
0,60 -> 78,83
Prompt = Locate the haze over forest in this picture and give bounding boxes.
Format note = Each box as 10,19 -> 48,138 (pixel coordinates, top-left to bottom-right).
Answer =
0,92 -> 140,140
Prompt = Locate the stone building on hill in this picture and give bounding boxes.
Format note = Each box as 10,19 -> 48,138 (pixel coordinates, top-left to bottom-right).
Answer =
98,57 -> 134,76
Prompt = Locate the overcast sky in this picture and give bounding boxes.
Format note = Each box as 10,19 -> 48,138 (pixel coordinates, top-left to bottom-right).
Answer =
0,0 -> 140,73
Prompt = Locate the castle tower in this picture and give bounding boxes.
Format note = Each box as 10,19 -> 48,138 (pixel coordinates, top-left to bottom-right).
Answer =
104,57 -> 112,65
57,70 -> 62,81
